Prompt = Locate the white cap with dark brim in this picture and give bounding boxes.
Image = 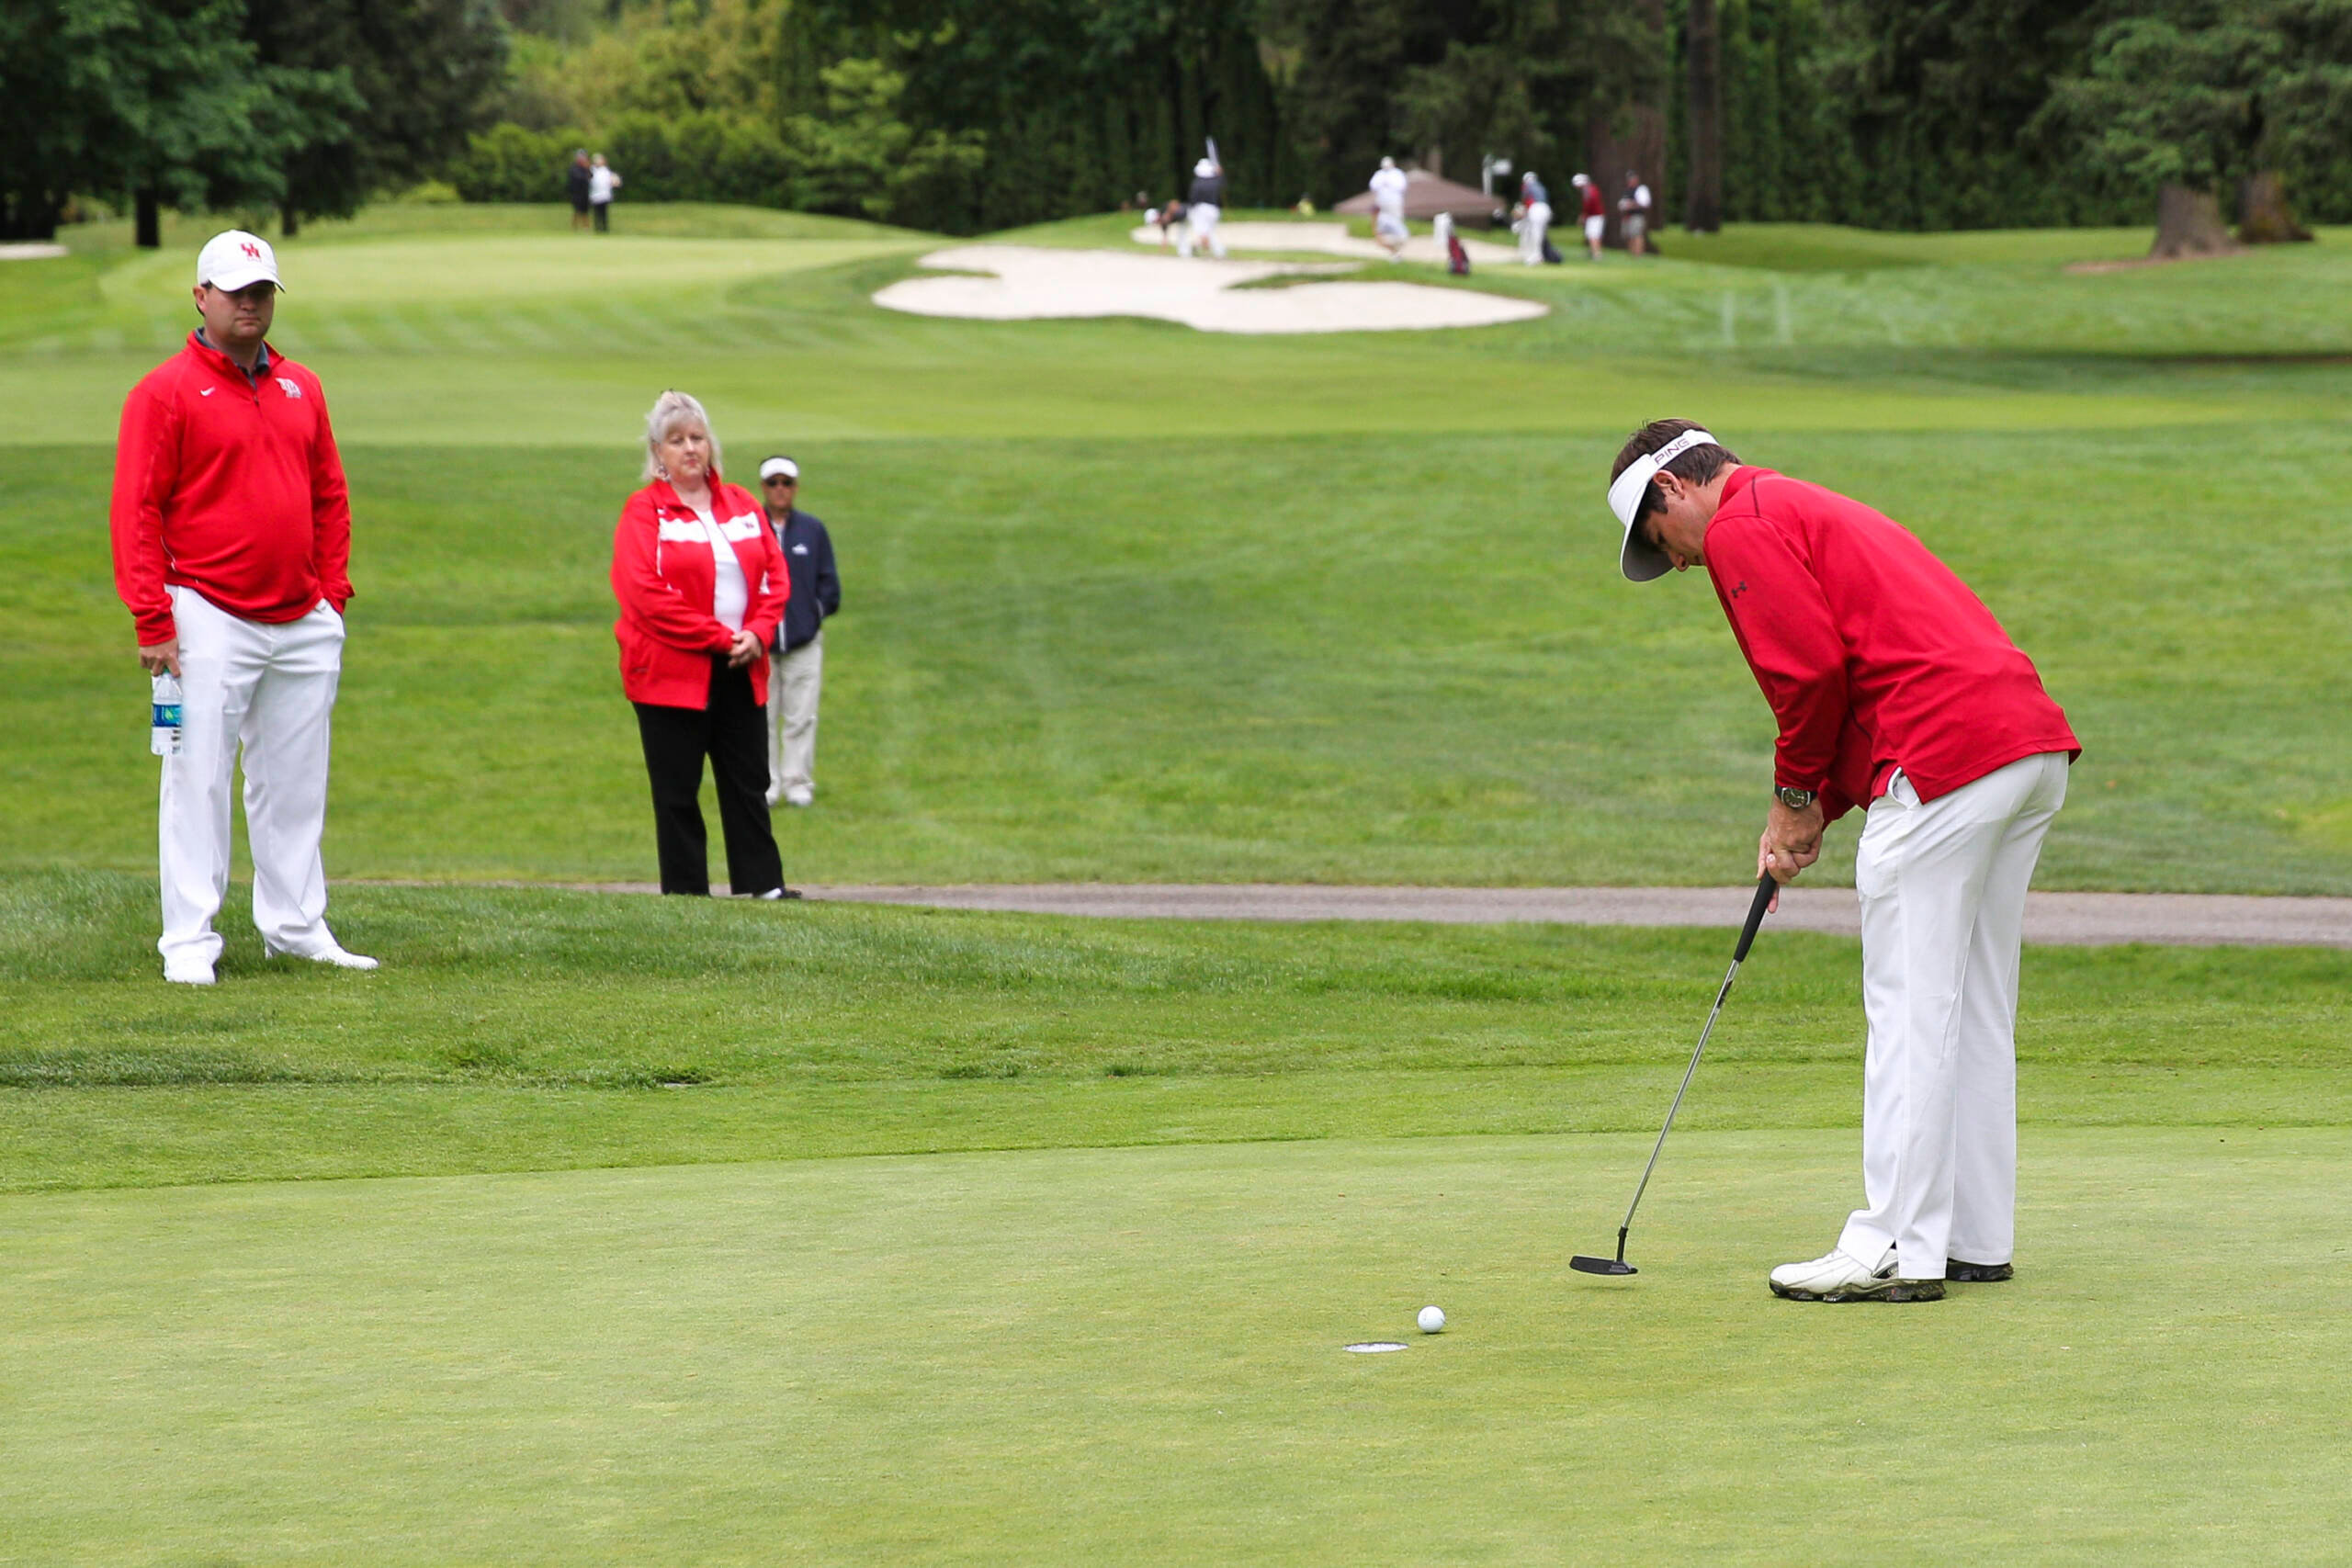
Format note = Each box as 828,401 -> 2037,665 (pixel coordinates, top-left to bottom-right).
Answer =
196,230 -> 283,293
759,457 -> 799,481
1608,428 -> 1718,581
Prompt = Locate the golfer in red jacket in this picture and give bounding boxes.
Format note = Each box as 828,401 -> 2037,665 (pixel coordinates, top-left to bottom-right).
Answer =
612,390 -> 793,898
111,231 -> 373,985
1607,419 -> 2079,1302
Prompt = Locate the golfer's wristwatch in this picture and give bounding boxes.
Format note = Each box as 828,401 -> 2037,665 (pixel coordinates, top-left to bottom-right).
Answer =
1775,785 -> 1817,810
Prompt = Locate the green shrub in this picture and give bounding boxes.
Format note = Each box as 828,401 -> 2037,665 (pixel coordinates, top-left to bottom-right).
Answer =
448,123 -> 585,204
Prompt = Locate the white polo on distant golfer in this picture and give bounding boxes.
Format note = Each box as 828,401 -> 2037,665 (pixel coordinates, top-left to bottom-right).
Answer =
1370,157 -> 1409,258
110,231 -> 375,984
1181,157 -> 1227,259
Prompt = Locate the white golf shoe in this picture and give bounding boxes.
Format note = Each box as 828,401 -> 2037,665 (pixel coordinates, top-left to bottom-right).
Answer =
1769,1245 -> 1944,1303
764,783 -> 785,807
163,957 -> 216,986
267,941 -> 379,972
783,784 -> 814,808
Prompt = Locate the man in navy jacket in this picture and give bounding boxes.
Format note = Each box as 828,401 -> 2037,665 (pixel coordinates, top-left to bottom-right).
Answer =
756,456 -> 842,807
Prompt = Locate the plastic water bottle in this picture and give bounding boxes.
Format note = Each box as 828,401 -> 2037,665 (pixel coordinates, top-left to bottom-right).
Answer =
150,672 -> 183,757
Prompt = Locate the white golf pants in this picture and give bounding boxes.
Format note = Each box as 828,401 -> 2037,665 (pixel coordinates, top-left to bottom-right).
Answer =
1181,204 -> 1225,259
1519,202 -> 1551,264
1838,750 -> 2070,1279
159,586 -> 345,970
767,632 -> 823,795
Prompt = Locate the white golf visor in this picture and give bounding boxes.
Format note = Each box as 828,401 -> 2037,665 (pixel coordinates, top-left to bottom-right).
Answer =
1608,428 -> 1718,581
759,457 -> 799,481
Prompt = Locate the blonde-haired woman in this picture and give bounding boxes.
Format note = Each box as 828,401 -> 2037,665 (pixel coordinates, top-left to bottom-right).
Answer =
610,390 -> 795,897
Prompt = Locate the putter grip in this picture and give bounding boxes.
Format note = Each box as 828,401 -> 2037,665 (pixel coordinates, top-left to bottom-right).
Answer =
1734,872 -> 1775,963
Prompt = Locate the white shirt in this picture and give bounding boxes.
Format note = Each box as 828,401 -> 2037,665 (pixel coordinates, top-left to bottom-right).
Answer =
1632,183 -> 1652,212
589,165 -> 617,203
692,503 -> 748,631
1370,166 -> 1408,215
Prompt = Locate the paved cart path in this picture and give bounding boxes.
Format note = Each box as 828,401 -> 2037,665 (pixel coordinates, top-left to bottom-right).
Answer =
480,882 -> 2352,948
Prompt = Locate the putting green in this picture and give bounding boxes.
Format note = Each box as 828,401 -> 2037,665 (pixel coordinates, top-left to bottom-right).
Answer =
1,1129 -> 2343,1564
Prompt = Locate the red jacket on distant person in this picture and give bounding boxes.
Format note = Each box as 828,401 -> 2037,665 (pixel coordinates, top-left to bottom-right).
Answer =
1702,467 -> 2079,822
110,333 -> 353,645
1581,182 -> 1606,220
611,474 -> 788,709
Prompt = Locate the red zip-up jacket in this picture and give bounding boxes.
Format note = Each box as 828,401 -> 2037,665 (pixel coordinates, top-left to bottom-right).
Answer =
110,333 -> 353,646
611,474 -> 788,709
1703,467 -> 2078,822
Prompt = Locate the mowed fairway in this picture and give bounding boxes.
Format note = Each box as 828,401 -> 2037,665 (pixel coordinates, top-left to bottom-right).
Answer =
4,203 -> 2351,1562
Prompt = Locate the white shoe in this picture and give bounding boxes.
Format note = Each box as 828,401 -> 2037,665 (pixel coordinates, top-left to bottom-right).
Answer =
164,958 -> 216,986
783,784 -> 814,807
268,941 -> 379,972
1768,1245 -> 1941,1302
764,783 -> 785,807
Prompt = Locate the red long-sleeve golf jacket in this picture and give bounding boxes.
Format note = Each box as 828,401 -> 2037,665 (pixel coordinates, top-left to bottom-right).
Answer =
1702,467 -> 2079,822
110,333 -> 353,646
610,474 -> 787,709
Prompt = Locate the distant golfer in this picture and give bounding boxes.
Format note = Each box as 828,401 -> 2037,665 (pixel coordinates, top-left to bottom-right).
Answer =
589,153 -> 621,232
1516,171 -> 1551,265
1574,173 -> 1605,260
1370,156 -> 1410,259
1181,158 -> 1226,259
1619,170 -> 1651,255
612,391 -> 794,898
1605,419 -> 2079,1303
110,231 -> 373,984
567,150 -> 593,231
755,456 -> 841,809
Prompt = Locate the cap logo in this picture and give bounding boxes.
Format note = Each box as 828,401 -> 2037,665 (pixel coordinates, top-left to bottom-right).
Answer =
241,242 -> 261,258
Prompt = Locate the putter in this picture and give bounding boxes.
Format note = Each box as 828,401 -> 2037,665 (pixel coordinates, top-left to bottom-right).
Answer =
1571,871 -> 1779,1277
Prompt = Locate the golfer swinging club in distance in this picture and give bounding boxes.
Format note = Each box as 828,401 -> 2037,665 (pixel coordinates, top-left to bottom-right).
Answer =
1607,420 -> 2079,1303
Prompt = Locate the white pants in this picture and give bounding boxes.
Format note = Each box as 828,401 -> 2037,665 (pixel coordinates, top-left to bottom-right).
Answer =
1838,750 -> 2070,1279
160,586 -> 346,969
1181,204 -> 1224,258
1519,202 -> 1551,263
767,632 -> 823,795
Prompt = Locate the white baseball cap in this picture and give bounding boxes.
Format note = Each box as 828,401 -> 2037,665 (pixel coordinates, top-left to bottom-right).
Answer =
197,230 -> 283,292
1608,428 -> 1720,581
758,456 -> 799,481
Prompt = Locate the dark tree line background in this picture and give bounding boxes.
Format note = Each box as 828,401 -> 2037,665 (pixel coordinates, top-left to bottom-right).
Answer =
8,0 -> 2352,243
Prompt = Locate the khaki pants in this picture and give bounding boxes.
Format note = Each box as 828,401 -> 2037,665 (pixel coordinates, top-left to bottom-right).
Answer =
766,631 -> 823,795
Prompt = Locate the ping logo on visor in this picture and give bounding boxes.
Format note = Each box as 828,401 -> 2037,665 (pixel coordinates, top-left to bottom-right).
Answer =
1606,429 -> 1720,527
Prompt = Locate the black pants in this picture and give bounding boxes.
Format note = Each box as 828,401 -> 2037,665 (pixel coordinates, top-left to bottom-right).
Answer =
593,201 -> 610,231
633,660 -> 784,897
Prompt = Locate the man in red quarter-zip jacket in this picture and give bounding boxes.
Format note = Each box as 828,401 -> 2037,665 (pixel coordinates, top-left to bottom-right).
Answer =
110,230 -> 375,987
1604,419 -> 2079,1303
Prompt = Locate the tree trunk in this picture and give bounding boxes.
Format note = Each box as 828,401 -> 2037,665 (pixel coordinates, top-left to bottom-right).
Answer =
2150,184 -> 2237,259
2236,171 -> 2312,244
1685,0 -> 1722,232
1589,0 -> 1668,252
135,188 -> 161,250
281,201 -> 301,239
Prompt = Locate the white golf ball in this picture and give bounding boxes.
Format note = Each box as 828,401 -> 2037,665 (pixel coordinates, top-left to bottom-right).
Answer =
1418,1304 -> 1446,1334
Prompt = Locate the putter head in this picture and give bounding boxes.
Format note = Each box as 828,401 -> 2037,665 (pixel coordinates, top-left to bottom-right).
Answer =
1569,1254 -> 1637,1276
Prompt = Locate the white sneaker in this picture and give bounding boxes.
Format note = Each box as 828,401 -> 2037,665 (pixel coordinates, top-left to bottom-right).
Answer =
783,784 -> 814,808
164,958 -> 216,986
1768,1245 -> 1942,1303
268,941 -> 379,972
764,783 -> 785,807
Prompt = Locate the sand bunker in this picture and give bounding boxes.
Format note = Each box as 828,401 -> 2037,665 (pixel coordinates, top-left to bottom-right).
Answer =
873,244 -> 1547,334
0,243 -> 67,262
1129,220 -> 1521,268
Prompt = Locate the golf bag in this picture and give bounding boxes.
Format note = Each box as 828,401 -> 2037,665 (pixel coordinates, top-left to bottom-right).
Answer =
1541,237 -> 1564,264
1447,234 -> 1470,275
